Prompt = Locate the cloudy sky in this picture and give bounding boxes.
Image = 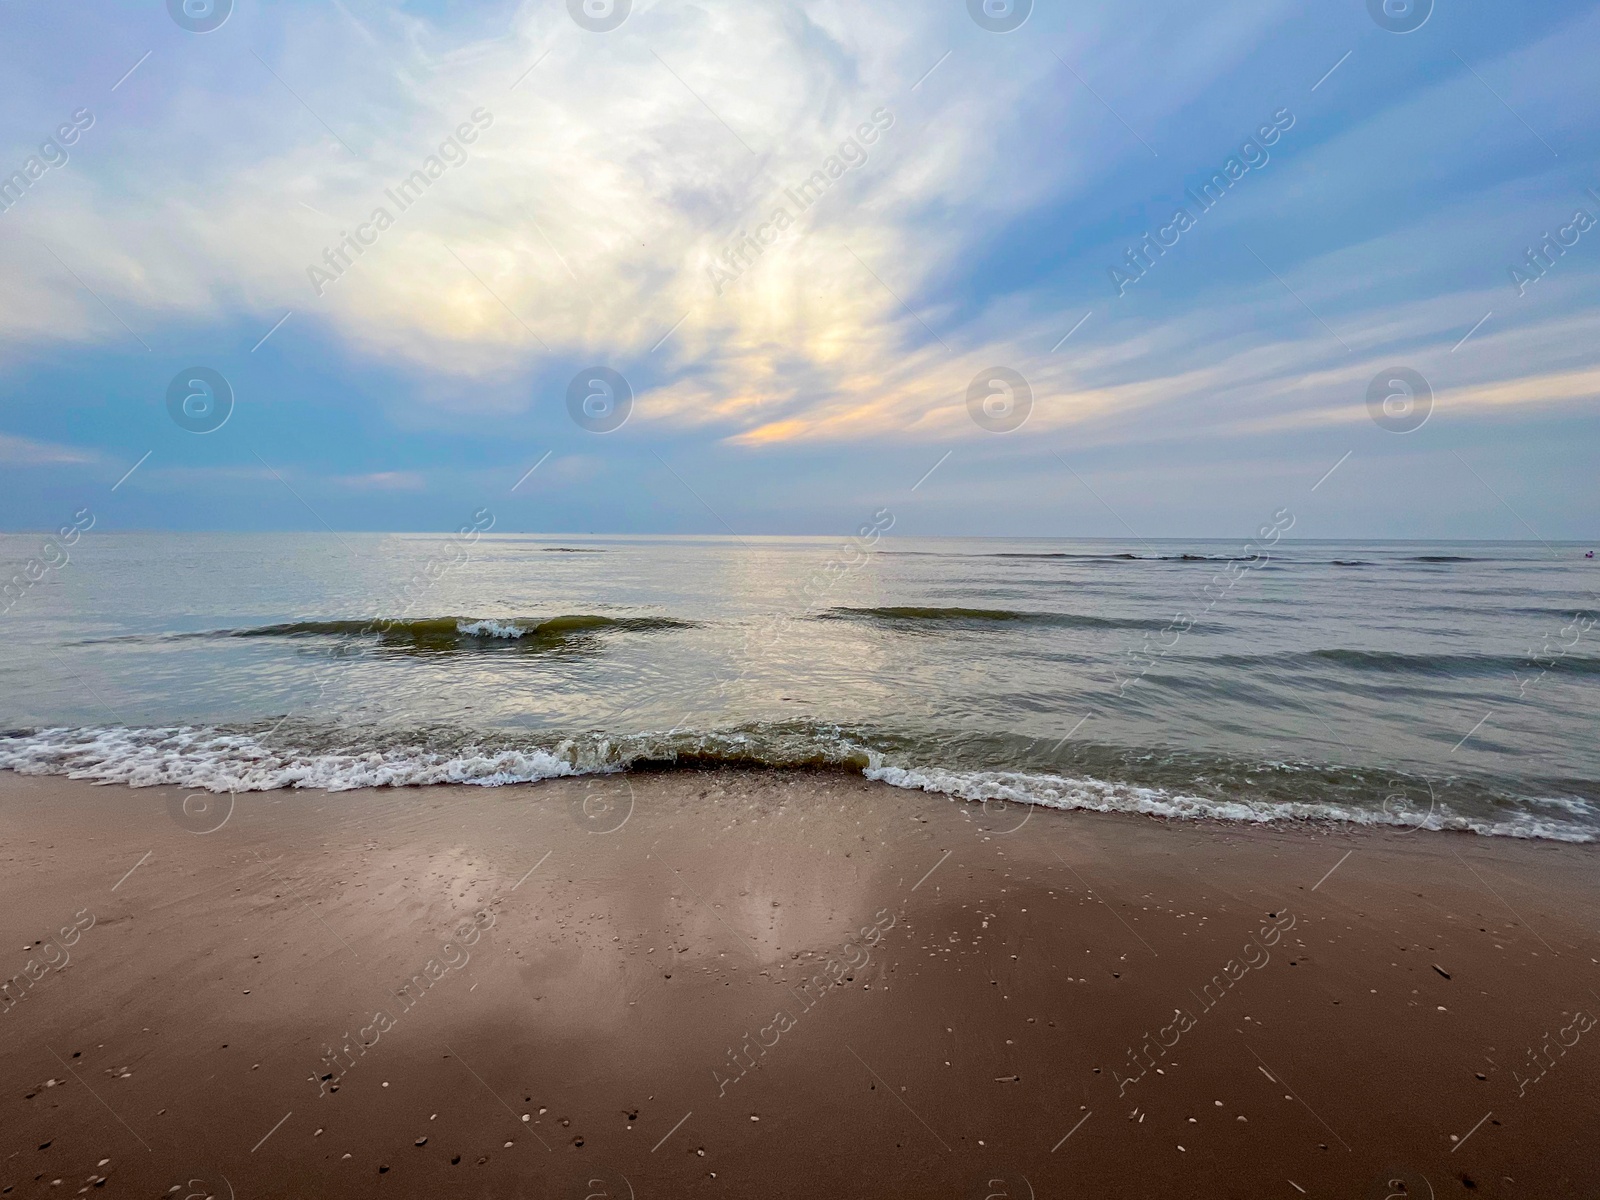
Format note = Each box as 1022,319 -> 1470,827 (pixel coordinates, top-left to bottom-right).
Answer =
0,0 -> 1596,538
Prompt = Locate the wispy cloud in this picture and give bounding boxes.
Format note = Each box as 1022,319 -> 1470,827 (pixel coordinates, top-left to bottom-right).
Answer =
335,471 -> 427,491
0,0 -> 1596,533
0,432 -> 99,465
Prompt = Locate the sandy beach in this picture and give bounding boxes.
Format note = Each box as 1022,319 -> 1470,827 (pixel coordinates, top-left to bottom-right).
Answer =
1,770 -> 1596,1198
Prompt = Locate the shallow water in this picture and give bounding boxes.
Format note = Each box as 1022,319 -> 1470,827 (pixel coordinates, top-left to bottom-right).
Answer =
2,532 -> 1597,840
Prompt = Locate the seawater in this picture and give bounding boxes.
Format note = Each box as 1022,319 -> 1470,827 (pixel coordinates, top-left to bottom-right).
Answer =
1,533 -> 1596,841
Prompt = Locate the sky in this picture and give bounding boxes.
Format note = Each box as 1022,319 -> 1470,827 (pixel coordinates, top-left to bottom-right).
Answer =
0,0 -> 1597,539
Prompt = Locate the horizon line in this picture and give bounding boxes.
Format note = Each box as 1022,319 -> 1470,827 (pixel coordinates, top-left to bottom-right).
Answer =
0,529 -> 1594,544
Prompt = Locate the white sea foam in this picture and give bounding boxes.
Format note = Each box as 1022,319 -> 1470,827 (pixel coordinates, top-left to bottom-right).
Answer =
0,726 -> 580,792
0,725 -> 1593,843
862,764 -> 1598,844
455,619 -> 527,639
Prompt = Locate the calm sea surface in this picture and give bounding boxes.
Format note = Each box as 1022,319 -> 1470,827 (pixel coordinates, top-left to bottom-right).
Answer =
2,533 -> 1597,841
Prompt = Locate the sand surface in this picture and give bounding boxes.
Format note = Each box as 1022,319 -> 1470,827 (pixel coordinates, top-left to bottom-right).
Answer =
1,769 -> 1597,1198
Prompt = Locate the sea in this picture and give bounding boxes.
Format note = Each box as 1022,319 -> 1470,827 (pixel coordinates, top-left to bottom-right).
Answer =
2,532 -> 1597,842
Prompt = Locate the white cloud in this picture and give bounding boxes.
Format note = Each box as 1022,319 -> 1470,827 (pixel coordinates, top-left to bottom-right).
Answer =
0,3 -> 1286,369
336,470 -> 427,491
0,0 -> 1595,458
0,432 -> 98,465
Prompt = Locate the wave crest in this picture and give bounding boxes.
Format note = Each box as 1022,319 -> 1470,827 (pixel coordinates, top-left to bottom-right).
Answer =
0,723 -> 1593,843
818,606 -> 1173,630
81,615 -> 698,654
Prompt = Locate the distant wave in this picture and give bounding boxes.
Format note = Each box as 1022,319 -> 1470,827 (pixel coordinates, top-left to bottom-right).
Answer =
1311,648 -> 1600,676
537,547 -> 605,553
888,551 -> 1401,565
881,551 -> 1237,562
241,615 -> 692,649
817,606 -> 1173,630
1206,648 -> 1600,677
991,553 -> 1494,566
982,552 -> 1259,562
87,615 -> 694,653
986,552 -> 1142,560
1003,551 -> 1255,562
870,548 -> 1545,567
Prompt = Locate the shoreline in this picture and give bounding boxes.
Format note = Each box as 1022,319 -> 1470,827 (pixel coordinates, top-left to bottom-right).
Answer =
3,724 -> 1594,846
2,769 -> 1597,1197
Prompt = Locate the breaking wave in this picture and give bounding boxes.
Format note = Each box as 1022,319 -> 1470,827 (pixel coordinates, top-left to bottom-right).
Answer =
87,616 -> 695,654
0,722 -> 1593,843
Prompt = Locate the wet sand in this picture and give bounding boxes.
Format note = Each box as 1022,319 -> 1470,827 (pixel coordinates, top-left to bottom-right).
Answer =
1,768 -> 1597,1199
